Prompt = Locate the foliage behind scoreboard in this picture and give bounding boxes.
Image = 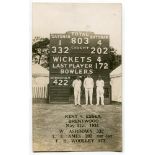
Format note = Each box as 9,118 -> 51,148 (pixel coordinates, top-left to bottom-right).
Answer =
49,31 -> 111,104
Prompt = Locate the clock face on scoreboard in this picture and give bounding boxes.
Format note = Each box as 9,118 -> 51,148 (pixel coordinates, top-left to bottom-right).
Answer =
49,31 -> 111,103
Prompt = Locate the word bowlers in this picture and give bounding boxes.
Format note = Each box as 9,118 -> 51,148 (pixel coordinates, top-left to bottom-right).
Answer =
60,69 -> 93,75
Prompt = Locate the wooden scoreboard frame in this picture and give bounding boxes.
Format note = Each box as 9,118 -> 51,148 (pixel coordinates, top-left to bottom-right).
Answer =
49,31 -> 111,104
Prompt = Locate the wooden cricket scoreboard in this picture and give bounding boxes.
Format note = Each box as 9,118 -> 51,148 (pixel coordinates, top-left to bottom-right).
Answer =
49,31 -> 111,104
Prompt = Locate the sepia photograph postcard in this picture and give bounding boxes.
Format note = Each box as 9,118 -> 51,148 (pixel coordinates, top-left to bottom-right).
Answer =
32,3 -> 122,152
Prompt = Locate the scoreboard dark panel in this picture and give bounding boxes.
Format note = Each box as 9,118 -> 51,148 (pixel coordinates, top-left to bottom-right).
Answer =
49,31 -> 111,104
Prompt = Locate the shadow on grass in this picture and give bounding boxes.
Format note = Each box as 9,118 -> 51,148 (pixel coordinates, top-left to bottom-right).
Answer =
32,99 -> 121,105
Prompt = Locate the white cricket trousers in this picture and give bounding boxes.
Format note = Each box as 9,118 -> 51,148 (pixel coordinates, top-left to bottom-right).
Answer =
85,88 -> 93,105
96,87 -> 104,105
74,89 -> 81,105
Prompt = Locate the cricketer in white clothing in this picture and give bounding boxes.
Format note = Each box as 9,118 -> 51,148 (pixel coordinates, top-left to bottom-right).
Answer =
96,76 -> 104,105
83,75 -> 94,105
72,76 -> 82,105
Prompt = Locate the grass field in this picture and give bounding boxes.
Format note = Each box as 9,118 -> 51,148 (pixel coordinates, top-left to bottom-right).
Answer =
33,103 -> 122,152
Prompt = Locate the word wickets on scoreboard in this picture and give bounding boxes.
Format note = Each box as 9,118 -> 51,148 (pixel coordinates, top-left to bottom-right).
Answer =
49,31 -> 110,103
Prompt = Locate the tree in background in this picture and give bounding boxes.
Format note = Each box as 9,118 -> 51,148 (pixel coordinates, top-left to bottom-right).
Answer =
32,37 -> 121,71
108,47 -> 122,72
32,38 -> 50,69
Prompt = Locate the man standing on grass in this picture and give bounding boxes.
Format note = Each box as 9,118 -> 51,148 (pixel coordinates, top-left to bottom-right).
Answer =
84,74 -> 94,105
72,76 -> 82,105
96,75 -> 104,105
